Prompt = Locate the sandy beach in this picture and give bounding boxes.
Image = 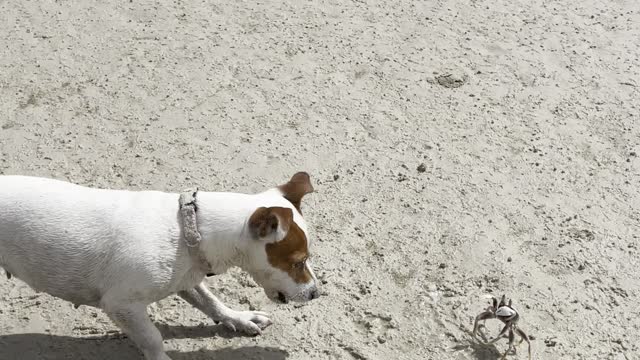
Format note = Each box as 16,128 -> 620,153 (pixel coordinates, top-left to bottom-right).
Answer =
1,0 -> 639,359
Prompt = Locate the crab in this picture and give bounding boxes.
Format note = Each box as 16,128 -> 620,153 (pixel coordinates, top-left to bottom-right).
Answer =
473,295 -> 532,360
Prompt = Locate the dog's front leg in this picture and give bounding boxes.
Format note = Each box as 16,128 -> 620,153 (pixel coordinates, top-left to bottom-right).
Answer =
178,282 -> 272,336
103,302 -> 171,360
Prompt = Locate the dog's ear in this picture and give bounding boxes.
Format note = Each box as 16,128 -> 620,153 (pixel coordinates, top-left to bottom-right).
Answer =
248,206 -> 293,242
278,172 -> 314,213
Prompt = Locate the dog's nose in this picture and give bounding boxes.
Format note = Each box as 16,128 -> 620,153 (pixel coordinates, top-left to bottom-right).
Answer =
309,288 -> 319,300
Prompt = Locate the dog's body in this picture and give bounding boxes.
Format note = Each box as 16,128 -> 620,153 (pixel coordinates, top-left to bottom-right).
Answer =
0,173 -> 318,360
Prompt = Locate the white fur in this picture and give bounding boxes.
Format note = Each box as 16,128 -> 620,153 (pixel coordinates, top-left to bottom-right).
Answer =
0,175 -> 317,360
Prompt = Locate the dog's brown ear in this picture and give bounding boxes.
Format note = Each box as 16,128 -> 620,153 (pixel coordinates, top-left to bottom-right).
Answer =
278,172 -> 314,213
248,207 -> 293,241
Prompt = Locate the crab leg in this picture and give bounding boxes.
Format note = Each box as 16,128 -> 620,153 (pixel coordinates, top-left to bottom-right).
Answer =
487,323 -> 511,344
515,326 -> 532,360
473,311 -> 495,341
500,328 -> 515,360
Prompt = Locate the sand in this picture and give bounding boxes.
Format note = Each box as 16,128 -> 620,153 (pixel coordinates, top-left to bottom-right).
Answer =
0,0 -> 639,359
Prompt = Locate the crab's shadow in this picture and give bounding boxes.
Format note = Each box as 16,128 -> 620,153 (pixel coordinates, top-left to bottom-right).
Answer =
451,325 -> 503,360
452,341 -> 502,360
0,330 -> 288,360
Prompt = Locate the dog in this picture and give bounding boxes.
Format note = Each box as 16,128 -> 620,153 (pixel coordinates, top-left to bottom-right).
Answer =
0,172 -> 319,360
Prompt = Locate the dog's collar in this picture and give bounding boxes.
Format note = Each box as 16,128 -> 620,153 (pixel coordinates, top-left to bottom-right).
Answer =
179,189 -> 202,247
179,189 -> 216,274
178,189 -> 217,277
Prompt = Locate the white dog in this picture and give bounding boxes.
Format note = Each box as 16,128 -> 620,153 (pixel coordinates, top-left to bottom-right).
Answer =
0,172 -> 319,360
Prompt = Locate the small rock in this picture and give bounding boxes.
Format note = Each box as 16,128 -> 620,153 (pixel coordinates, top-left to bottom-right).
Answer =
435,73 -> 468,88
507,257 -> 512,262
417,163 -> 427,173
377,336 -> 386,344
578,264 -> 585,270
358,283 -> 371,296
445,332 -> 457,341
439,263 -> 447,269
333,174 -> 340,180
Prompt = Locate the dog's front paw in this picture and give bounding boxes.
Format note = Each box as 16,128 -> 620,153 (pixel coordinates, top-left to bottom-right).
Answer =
220,310 -> 272,336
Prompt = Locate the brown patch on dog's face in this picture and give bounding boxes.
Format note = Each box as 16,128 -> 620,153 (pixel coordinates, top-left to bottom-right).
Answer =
278,172 -> 314,214
265,220 -> 311,284
248,206 -> 312,284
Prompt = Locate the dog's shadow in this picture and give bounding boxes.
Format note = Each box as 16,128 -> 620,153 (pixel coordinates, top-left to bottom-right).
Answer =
155,321 -> 259,340
0,327 -> 288,360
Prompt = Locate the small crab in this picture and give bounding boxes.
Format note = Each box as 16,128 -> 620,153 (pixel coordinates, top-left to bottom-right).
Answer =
473,295 -> 531,360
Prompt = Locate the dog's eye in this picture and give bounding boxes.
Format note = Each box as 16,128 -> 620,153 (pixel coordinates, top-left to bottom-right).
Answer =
293,260 -> 306,270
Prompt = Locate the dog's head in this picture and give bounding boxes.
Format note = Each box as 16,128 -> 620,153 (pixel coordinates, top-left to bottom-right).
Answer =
244,172 -> 319,303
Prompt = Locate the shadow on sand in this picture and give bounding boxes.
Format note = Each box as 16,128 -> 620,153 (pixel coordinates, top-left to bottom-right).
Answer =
0,325 -> 288,360
450,324 -> 504,360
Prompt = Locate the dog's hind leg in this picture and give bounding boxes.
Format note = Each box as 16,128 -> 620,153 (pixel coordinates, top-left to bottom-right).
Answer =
178,282 -> 272,336
103,302 -> 171,360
